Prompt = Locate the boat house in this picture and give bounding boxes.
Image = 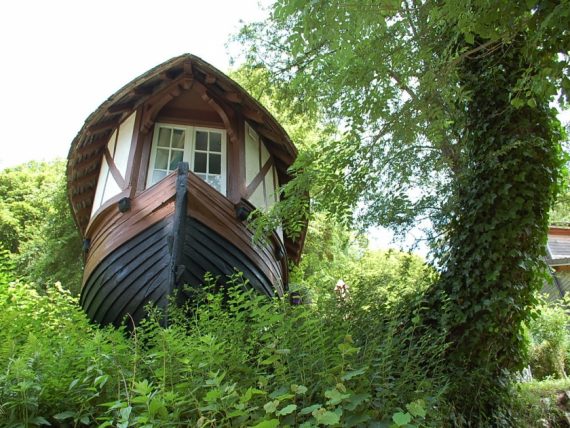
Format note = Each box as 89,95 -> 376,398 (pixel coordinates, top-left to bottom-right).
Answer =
67,54 -> 306,327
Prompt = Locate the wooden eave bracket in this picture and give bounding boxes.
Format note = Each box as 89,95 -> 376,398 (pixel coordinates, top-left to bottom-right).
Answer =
183,60 -> 194,78
140,80 -> 187,134
87,118 -> 121,135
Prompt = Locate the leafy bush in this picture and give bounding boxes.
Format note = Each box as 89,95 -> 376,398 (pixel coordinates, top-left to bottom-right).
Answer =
526,299 -> 570,380
0,277 -> 449,427
0,160 -> 83,294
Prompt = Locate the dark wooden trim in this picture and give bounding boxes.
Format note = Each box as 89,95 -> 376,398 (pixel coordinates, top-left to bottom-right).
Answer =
72,170 -> 100,189
245,158 -> 273,199
88,118 -> 121,135
108,102 -> 135,114
156,107 -> 223,127
73,155 -> 101,172
224,91 -> 242,104
227,112 -> 244,204
242,107 -> 264,124
125,108 -> 143,197
167,163 -> 189,318
104,148 -> 126,189
140,83 -> 184,134
71,187 -> 97,206
193,81 -> 239,145
136,129 -> 154,192
77,135 -> 111,156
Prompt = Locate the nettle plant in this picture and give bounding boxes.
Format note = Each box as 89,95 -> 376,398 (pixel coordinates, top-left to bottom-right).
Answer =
0,276 -> 448,427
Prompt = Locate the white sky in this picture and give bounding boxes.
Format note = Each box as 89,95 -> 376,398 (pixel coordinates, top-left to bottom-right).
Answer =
0,0 -> 269,169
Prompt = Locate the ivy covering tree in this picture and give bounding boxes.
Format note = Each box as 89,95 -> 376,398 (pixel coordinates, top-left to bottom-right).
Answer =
235,0 -> 570,424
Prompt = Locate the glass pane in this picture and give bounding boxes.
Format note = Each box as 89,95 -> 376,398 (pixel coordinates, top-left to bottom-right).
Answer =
208,175 -> 221,192
209,154 -> 221,174
194,152 -> 207,173
154,148 -> 169,170
210,132 -> 221,152
169,150 -> 184,170
152,170 -> 167,185
172,129 -> 185,149
157,128 -> 171,147
196,173 -> 207,182
196,131 -> 208,151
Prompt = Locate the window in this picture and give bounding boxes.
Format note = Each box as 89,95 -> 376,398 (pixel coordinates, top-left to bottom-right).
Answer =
147,123 -> 226,194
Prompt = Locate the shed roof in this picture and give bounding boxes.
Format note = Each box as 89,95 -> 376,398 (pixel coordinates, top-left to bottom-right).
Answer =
546,227 -> 570,266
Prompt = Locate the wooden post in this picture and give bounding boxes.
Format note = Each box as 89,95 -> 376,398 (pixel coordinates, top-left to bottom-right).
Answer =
166,162 -> 189,324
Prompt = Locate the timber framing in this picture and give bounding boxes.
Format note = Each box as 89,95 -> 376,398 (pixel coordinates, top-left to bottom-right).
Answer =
67,54 -> 302,261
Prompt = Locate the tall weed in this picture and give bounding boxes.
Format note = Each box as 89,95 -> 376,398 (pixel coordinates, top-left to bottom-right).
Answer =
0,277 -> 448,427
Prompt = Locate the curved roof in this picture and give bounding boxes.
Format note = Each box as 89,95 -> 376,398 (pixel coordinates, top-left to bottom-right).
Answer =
67,54 -> 298,235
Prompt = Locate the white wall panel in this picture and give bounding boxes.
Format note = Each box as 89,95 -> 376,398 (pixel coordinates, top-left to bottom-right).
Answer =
114,112 -> 136,177
91,156 -> 110,217
249,183 -> 265,210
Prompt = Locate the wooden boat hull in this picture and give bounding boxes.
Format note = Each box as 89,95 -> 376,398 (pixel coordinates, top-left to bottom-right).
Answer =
80,168 -> 287,327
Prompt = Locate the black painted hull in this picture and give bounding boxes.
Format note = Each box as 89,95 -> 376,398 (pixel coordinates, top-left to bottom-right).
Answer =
80,215 -> 275,327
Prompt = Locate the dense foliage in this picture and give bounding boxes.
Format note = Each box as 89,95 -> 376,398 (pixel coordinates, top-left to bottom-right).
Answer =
0,160 -> 83,293
0,276 -> 449,427
234,1 -> 570,424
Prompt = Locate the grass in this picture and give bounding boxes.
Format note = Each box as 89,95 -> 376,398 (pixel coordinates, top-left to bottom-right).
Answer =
514,379 -> 570,427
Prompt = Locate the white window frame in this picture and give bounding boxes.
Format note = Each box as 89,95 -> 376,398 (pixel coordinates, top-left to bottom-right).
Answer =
146,122 -> 227,195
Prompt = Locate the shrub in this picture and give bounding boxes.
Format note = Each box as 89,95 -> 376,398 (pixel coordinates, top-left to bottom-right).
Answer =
0,277 -> 449,427
526,298 -> 569,380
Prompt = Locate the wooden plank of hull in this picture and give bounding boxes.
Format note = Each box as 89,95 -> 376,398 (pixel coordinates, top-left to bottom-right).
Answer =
181,218 -> 275,297
80,216 -> 173,327
81,215 -> 278,327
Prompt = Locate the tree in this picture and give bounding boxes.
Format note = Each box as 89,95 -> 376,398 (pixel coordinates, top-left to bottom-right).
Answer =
235,0 -> 569,424
0,161 -> 83,292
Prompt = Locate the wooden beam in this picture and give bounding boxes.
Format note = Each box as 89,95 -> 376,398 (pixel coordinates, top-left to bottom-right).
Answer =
242,107 -> 264,124
108,101 -> 135,114
159,71 -> 174,81
205,73 -> 216,84
75,205 -> 93,219
183,60 -> 193,77
77,135 -> 110,156
224,91 -> 242,104
133,86 -> 153,96
72,187 -> 96,204
73,170 -> 100,189
245,158 -> 274,199
87,118 -> 120,135
104,148 -> 126,189
73,154 -> 101,172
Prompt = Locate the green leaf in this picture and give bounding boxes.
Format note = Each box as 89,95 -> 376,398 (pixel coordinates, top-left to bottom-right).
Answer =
392,412 -> 412,426
341,366 -> 368,381
511,97 -> 525,108
300,404 -> 322,415
31,416 -> 51,426
251,419 -> 280,428
527,98 -> 537,108
315,410 -> 341,426
291,384 -> 308,394
264,400 -> 279,414
277,404 -> 297,416
53,411 -> 75,420
406,400 -> 426,418
324,388 -> 350,405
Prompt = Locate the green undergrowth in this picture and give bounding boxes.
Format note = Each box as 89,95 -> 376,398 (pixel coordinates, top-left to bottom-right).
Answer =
513,379 -> 570,427
0,276 -> 449,427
